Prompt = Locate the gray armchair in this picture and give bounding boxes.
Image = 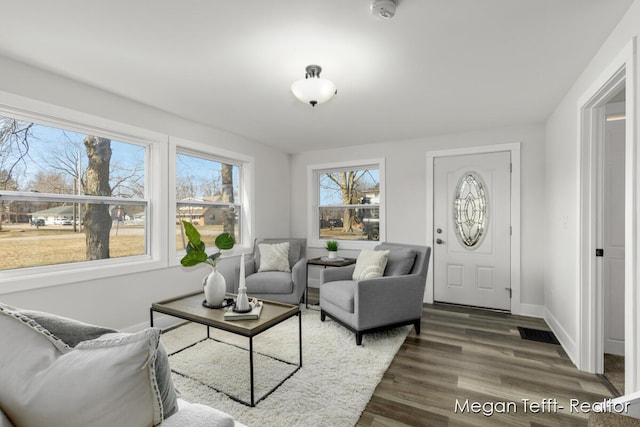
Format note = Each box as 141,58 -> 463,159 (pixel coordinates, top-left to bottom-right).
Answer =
238,238 -> 307,305
319,242 -> 431,345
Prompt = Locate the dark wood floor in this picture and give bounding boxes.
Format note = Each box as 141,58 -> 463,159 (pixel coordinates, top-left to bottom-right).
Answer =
307,288 -> 614,426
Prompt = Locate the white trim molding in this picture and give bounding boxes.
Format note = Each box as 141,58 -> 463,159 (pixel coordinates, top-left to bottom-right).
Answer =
425,142 -> 522,314
577,37 -> 637,393
0,90 -> 169,294
306,158 -> 386,251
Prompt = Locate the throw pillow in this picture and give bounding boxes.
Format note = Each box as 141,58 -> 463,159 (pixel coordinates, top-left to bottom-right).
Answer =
17,306 -> 178,419
258,242 -> 291,272
383,247 -> 417,276
21,308 -> 117,347
352,249 -> 390,280
0,303 -> 163,427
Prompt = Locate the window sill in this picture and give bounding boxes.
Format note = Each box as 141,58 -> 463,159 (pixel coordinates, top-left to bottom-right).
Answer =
0,256 -> 167,295
308,239 -> 379,251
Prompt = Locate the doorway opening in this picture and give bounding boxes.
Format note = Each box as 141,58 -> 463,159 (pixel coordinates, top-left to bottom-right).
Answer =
601,89 -> 626,395
578,37 -> 636,393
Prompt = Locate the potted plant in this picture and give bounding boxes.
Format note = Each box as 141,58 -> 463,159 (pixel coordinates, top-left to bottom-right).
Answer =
326,240 -> 339,259
180,220 -> 235,307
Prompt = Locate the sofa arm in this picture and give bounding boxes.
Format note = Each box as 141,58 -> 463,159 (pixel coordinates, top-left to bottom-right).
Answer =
320,265 -> 356,284
0,408 -> 14,427
161,399 -> 245,427
292,258 -> 307,287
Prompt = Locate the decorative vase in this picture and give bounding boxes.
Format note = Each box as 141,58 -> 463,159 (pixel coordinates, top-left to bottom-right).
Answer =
203,266 -> 226,307
328,251 -> 338,259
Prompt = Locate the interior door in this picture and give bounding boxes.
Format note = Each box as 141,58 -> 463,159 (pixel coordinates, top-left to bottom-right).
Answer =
603,102 -> 625,356
433,152 -> 511,310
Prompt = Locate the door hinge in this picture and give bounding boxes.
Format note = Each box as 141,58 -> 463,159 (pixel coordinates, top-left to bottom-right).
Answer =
596,248 -> 604,257
510,225 -> 512,236
510,163 -> 513,173
505,288 -> 512,298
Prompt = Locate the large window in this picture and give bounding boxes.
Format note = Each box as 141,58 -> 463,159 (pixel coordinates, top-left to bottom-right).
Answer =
311,160 -> 384,246
175,151 -> 242,251
0,114 -> 148,271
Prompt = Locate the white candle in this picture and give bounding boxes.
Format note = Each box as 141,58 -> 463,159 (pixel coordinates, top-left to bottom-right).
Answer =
239,253 -> 246,290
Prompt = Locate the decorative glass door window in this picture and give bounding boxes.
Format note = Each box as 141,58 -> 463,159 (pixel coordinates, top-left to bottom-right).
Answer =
453,172 -> 488,248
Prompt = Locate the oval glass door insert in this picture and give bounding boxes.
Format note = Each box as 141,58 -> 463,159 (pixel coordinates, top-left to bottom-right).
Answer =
454,172 -> 488,248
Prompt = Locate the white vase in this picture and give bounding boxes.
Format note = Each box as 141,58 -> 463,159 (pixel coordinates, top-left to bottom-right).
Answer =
203,266 -> 226,307
328,251 -> 338,259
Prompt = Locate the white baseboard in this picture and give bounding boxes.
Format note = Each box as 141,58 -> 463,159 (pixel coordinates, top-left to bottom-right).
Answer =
517,303 -> 545,318
544,307 -> 578,367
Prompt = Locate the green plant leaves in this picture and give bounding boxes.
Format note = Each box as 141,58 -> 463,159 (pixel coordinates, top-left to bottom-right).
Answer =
185,240 -> 205,254
182,221 -> 202,246
180,251 -> 208,267
179,222 -> 235,267
215,233 -> 235,250
326,240 -> 338,251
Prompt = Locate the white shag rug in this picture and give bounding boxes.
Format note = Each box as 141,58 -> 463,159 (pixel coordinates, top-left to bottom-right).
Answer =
160,306 -> 410,427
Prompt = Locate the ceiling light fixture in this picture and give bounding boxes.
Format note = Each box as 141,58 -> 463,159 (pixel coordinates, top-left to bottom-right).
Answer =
371,0 -> 397,19
291,65 -> 337,107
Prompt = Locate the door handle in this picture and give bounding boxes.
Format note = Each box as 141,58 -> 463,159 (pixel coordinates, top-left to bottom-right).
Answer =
436,238 -> 445,245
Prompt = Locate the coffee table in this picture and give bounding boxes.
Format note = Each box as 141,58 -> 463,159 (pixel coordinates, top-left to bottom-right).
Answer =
150,291 -> 301,407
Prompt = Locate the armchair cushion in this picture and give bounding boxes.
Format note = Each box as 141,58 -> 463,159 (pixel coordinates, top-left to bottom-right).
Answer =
257,242 -> 291,272
321,280 -> 356,313
384,247 -> 417,276
245,271 -> 293,294
352,249 -> 390,280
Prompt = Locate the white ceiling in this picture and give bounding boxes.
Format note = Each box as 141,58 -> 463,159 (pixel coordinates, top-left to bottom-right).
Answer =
0,1 -> 634,153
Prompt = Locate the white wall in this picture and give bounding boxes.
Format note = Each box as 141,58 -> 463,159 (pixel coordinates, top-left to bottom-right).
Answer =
0,55 -> 291,331
544,0 -> 640,367
291,124 -> 546,310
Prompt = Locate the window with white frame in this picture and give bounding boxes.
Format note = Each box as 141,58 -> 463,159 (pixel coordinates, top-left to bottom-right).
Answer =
175,150 -> 242,251
310,160 -> 384,246
0,113 -> 148,271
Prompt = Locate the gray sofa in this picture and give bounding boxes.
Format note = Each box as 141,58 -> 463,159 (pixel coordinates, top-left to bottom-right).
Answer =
239,237 -> 307,305
319,242 -> 431,345
0,302 -> 245,427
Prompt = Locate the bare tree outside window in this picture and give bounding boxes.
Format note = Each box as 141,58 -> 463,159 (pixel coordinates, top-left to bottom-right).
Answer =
0,113 -> 147,271
221,163 -> 235,236
319,168 -> 380,240
175,153 -> 241,249
83,136 -> 112,260
0,119 -> 33,229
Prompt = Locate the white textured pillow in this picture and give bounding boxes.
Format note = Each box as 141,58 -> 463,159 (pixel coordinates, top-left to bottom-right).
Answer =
258,242 -> 291,272
352,249 -> 390,280
0,306 -> 162,427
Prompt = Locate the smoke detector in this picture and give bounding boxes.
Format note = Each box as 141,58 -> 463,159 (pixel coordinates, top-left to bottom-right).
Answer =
371,0 -> 397,19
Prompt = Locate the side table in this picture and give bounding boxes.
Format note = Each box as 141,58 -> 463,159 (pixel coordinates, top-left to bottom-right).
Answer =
306,257 -> 356,308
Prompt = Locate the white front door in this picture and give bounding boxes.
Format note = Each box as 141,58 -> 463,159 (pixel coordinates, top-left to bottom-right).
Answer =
433,152 -> 511,310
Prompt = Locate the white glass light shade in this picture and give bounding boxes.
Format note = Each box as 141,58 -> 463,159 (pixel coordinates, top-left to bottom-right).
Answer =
291,77 -> 337,106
